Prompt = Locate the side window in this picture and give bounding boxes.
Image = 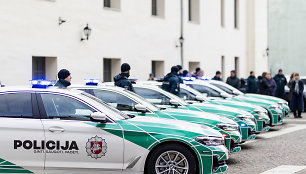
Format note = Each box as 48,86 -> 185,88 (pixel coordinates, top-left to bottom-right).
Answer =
0,93 -> 33,118
40,94 -> 95,121
178,88 -> 197,100
93,90 -> 137,111
134,87 -> 171,105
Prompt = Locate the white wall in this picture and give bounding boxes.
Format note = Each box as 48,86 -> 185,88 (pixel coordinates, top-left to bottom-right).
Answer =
0,0 -> 268,85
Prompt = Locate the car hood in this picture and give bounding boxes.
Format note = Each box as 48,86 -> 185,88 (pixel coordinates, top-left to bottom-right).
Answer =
160,108 -> 238,126
125,116 -> 222,137
243,93 -> 287,103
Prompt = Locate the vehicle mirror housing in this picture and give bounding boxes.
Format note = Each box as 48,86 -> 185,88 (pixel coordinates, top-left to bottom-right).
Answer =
135,104 -> 147,113
169,99 -> 180,107
233,91 -> 241,95
195,95 -> 205,102
90,112 -> 107,122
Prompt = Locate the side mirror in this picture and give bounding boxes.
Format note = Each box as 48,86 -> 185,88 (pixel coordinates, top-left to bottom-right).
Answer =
90,112 -> 107,122
233,91 -> 241,95
135,104 -> 147,113
195,95 -> 205,102
170,99 -> 180,107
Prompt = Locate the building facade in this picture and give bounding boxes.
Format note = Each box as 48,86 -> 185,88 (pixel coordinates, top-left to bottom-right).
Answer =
269,0 -> 306,76
0,0 -> 268,85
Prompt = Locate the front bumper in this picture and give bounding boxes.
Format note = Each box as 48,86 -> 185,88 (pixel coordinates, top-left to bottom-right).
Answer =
239,122 -> 256,141
268,108 -> 283,126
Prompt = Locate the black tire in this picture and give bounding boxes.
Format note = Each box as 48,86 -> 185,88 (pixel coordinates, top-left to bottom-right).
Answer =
145,143 -> 197,174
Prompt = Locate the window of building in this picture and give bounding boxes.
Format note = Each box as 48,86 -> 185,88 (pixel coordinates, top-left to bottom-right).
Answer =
235,57 -> 239,76
32,56 -> 57,81
103,58 -> 121,82
151,61 -> 164,78
152,0 -> 165,17
221,0 -> 225,27
188,0 -> 200,23
221,56 -> 225,80
234,0 -> 239,29
104,0 -> 121,9
0,93 -> 33,118
189,62 -> 200,74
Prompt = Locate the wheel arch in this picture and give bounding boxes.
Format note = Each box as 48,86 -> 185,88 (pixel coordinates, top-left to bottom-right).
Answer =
144,140 -> 200,174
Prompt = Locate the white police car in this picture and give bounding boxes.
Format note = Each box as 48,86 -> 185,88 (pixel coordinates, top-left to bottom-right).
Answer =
0,80 -> 229,174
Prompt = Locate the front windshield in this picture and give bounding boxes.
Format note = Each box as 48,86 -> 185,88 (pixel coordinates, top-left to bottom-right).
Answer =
211,83 -> 235,95
123,89 -> 159,111
80,92 -> 130,120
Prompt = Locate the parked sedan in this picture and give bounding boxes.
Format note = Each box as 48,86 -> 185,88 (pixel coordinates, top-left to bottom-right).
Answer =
72,84 -> 242,154
0,83 -> 229,174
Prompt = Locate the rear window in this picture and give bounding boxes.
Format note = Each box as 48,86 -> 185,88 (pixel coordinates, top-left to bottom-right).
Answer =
0,93 -> 33,117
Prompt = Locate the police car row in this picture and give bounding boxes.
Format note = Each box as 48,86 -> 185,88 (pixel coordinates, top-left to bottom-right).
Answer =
0,78 -> 288,174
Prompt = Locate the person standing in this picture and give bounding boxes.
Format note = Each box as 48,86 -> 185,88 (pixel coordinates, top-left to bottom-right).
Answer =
273,69 -> 287,99
212,71 -> 222,81
246,71 -> 257,93
114,63 -> 135,92
290,73 -> 304,118
161,66 -> 180,95
177,65 -> 184,83
148,73 -> 155,81
192,67 -> 201,79
55,69 -> 72,88
288,72 -> 297,102
262,73 -> 277,96
257,72 -> 267,94
226,70 -> 240,89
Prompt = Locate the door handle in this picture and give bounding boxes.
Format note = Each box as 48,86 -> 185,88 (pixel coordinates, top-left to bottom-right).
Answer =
48,127 -> 65,133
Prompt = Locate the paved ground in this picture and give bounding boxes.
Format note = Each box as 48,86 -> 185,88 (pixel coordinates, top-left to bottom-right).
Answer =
224,113 -> 306,174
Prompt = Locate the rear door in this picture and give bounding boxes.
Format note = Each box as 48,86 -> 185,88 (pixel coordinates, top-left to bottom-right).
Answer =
0,92 -> 44,173
37,92 -> 124,174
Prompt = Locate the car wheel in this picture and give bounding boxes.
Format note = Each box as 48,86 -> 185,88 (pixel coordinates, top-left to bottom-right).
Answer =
146,143 -> 197,174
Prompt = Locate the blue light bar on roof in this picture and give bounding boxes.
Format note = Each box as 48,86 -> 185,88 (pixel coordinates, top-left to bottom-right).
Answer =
84,79 -> 100,86
30,80 -> 53,88
183,77 -> 195,81
200,76 -> 211,81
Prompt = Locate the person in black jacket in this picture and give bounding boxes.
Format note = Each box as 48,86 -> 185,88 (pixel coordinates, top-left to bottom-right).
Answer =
246,71 -> 257,93
226,70 -> 240,89
162,66 -> 180,95
290,73 -> 304,118
114,63 -> 135,92
55,69 -> 72,88
273,69 -> 288,99
212,71 -> 222,81
177,65 -> 184,83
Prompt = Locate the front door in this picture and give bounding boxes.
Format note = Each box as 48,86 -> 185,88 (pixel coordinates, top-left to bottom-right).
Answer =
37,92 -> 124,174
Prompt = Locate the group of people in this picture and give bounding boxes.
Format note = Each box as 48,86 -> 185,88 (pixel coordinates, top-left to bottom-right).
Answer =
54,63 -> 304,118
245,69 -> 304,118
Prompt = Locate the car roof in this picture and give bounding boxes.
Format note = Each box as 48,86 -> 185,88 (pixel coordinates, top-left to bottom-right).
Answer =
0,86 -> 84,96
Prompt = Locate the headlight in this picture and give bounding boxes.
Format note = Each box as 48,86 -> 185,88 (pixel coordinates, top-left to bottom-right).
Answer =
237,115 -> 254,122
216,123 -> 239,131
195,136 -> 225,146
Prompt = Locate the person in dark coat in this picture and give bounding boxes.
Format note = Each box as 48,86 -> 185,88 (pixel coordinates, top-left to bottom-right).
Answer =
183,70 -> 189,77
226,70 -> 240,89
177,65 -> 184,83
191,67 -> 201,79
290,73 -> 304,118
162,66 -> 180,95
257,72 -> 267,94
114,63 -> 135,92
247,71 -> 257,93
273,69 -> 288,99
55,69 -> 72,88
262,73 -> 277,96
212,71 -> 222,81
